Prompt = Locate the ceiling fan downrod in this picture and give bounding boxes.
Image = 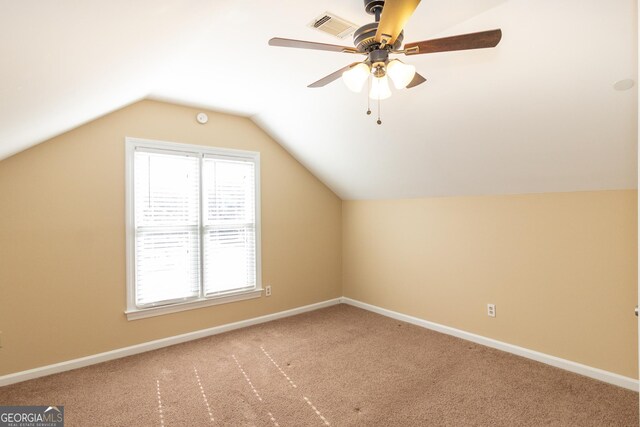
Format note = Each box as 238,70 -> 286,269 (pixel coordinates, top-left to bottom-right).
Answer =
364,0 -> 385,22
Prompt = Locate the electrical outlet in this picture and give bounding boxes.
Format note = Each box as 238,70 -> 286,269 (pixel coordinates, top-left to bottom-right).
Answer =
487,304 -> 496,317
265,285 -> 272,297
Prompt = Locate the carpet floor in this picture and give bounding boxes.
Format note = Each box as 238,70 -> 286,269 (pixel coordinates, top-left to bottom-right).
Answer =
0,304 -> 637,426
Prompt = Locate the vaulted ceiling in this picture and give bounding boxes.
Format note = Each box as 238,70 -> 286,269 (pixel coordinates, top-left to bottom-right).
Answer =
1,0 -> 636,199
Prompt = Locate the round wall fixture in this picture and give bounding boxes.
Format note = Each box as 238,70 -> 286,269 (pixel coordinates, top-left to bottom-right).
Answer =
613,79 -> 635,91
196,112 -> 209,124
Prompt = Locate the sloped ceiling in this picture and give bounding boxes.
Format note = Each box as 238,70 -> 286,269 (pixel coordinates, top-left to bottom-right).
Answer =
0,0 -> 636,199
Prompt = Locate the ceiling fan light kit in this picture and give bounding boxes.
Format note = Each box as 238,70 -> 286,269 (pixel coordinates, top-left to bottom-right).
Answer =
386,59 -> 416,89
269,0 -> 502,124
342,63 -> 370,92
370,75 -> 392,100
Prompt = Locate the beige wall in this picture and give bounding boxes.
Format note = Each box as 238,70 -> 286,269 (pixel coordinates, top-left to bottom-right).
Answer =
343,191 -> 638,378
0,101 -> 637,381
0,100 -> 342,376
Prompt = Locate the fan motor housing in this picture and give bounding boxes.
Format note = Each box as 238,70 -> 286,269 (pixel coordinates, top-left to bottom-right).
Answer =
353,22 -> 403,52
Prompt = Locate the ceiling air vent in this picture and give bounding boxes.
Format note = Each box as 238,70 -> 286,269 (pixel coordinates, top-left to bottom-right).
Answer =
308,12 -> 359,40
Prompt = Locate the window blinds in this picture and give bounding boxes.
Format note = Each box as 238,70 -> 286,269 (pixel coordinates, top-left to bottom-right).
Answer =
133,147 -> 257,308
134,150 -> 201,306
202,157 -> 256,295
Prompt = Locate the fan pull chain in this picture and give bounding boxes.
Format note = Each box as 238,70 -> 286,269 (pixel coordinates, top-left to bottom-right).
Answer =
365,75 -> 381,125
366,75 -> 372,116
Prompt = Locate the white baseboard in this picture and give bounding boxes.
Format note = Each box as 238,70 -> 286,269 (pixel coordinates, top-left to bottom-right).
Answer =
0,298 -> 341,387
341,297 -> 639,392
3,297 -> 637,392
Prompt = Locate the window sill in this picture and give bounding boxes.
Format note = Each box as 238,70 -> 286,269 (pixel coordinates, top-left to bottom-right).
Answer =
125,288 -> 263,321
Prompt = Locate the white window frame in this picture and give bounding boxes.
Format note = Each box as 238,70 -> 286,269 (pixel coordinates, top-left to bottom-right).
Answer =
124,137 -> 262,320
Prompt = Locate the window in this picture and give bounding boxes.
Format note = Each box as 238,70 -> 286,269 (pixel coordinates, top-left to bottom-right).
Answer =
125,138 -> 261,320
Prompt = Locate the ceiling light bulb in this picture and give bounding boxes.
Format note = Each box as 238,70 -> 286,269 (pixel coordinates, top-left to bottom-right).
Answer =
386,59 -> 416,89
342,63 -> 370,93
369,75 -> 392,100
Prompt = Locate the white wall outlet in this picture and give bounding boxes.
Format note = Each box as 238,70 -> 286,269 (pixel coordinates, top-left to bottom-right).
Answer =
487,304 -> 496,317
265,285 -> 272,297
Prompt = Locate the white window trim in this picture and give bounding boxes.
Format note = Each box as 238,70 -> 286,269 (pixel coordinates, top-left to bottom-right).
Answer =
124,137 -> 262,321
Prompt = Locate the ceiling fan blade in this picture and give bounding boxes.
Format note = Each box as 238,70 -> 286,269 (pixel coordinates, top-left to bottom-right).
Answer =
269,37 -> 359,54
404,29 -> 502,55
375,0 -> 421,45
406,72 -> 426,89
308,63 -> 361,88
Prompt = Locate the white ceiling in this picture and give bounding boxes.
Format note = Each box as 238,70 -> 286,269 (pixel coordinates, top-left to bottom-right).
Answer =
0,0 -> 637,199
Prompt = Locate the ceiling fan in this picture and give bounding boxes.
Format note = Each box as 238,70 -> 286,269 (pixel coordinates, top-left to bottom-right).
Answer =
269,0 -> 502,124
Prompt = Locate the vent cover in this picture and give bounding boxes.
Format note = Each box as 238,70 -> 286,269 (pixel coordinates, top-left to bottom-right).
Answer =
308,12 -> 359,40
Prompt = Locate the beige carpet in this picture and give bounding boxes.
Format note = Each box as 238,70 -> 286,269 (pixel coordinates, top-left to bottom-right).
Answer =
0,304 -> 637,426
